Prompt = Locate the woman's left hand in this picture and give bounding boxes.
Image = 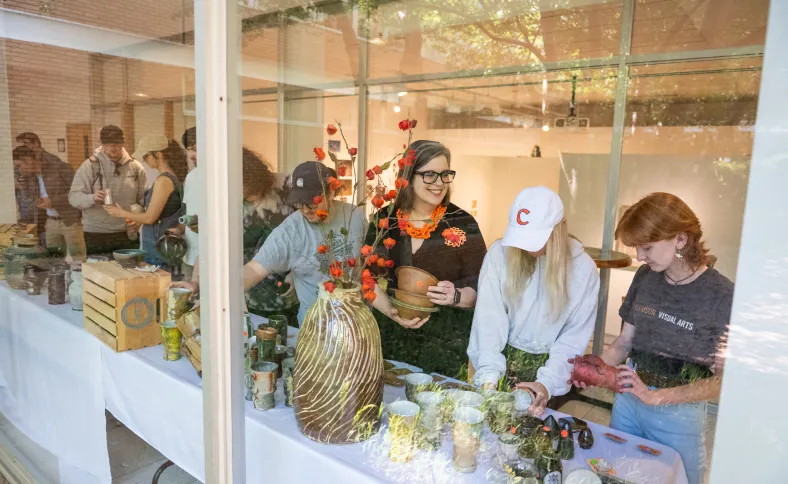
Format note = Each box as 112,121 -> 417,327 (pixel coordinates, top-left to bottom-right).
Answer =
427,280 -> 457,306
515,381 -> 549,417
104,203 -> 127,219
616,365 -> 659,405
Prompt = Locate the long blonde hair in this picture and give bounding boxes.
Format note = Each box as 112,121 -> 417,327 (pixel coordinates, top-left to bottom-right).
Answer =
504,220 -> 571,320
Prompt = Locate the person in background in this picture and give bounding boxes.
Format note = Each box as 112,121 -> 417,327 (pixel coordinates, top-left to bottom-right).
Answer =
179,127 -> 200,280
12,146 -> 86,261
571,193 -> 732,484
132,135 -> 164,190
173,149 -> 298,322
468,186 -> 599,416
104,138 -> 186,265
16,132 -> 64,239
13,148 -> 39,228
69,125 -> 146,255
367,140 -> 487,378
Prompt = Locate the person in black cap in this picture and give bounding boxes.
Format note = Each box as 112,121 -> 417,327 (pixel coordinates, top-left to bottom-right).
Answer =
173,161 -> 367,325
69,125 -> 147,254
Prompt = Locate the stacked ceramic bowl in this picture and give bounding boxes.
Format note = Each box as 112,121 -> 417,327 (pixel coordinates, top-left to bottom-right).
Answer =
391,266 -> 441,320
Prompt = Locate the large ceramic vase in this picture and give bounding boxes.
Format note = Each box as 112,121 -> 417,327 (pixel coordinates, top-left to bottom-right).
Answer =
293,284 -> 383,444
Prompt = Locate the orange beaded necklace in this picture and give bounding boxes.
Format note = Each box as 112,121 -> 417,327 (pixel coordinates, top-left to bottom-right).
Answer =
396,205 -> 447,240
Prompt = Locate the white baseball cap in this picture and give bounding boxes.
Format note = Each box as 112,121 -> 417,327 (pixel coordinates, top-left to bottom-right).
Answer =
132,135 -> 169,161
502,186 -> 564,252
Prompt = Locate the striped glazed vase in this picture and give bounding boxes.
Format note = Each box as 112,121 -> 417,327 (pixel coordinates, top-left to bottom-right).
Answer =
293,284 -> 384,444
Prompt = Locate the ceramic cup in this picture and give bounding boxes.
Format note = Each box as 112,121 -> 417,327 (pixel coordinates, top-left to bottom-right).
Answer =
485,391 -> 516,434
160,320 -> 183,361
449,390 -> 485,415
167,287 -> 192,321
415,391 -> 445,450
498,431 -> 522,467
282,357 -> 295,408
250,362 -> 278,410
512,389 -> 533,416
267,314 -> 288,347
387,400 -> 421,463
404,373 -> 433,402
452,406 -> 485,473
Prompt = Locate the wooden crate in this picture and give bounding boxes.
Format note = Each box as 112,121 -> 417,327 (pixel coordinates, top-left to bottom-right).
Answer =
0,224 -> 36,247
82,261 -> 170,352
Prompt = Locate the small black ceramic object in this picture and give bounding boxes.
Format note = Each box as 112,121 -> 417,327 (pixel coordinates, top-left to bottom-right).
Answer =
578,427 -> 594,449
543,415 -> 560,439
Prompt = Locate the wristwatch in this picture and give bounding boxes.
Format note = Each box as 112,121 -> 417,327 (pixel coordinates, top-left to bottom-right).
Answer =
452,288 -> 461,306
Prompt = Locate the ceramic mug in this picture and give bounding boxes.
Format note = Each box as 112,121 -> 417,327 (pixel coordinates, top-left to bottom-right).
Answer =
415,391 -> 445,450
160,320 -> 183,361
168,287 -> 192,321
249,362 -> 277,410
452,406 -> 485,473
282,357 -> 295,408
387,400 -> 420,463
404,373 -> 433,402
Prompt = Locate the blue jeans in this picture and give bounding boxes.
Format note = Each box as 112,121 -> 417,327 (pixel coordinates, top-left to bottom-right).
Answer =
611,391 -> 711,484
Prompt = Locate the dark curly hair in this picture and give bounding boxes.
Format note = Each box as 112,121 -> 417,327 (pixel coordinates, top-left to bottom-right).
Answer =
242,148 -> 275,199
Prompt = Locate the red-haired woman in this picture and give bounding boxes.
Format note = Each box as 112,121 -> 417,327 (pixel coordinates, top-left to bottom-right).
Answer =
573,192 -> 733,484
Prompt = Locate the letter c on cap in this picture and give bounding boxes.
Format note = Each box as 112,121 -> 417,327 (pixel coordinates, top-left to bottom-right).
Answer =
516,208 -> 530,225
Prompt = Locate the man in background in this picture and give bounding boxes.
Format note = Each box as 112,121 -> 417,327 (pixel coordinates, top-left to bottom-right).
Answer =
69,125 -> 146,254
16,132 -> 68,241
13,145 -> 86,260
179,127 -> 200,280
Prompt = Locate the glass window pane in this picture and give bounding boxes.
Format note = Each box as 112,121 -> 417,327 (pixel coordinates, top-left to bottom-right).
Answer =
369,0 -> 623,79
632,0 -> 769,54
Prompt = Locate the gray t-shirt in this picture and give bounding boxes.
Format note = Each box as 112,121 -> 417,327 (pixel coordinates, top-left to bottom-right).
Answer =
252,201 -> 367,324
620,265 -> 734,377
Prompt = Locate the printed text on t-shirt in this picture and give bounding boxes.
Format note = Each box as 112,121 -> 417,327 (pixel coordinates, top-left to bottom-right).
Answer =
634,304 -> 694,331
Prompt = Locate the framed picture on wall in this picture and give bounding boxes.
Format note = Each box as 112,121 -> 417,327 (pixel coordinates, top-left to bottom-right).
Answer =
334,159 -> 352,179
328,139 -> 341,153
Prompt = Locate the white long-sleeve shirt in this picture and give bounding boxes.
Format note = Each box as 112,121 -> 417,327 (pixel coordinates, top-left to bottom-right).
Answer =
467,238 -> 600,398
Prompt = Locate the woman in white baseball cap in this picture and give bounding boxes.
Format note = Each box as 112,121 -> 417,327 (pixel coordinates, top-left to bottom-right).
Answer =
467,185 -> 600,415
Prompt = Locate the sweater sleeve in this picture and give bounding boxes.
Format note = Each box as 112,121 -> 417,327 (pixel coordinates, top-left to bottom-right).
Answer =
535,262 -> 600,398
68,159 -> 97,210
467,243 -> 510,386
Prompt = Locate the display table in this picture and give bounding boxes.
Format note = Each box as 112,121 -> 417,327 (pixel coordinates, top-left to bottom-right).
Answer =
0,282 -> 688,483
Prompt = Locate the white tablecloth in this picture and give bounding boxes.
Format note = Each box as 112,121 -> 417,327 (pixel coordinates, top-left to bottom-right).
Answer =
0,281 -> 688,483
0,283 -> 110,484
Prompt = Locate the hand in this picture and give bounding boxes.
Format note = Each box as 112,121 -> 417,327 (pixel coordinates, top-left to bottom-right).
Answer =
567,356 -> 589,389
168,225 -> 186,236
388,307 -> 429,329
93,190 -> 107,203
126,219 -> 140,233
36,197 -> 52,209
427,280 -> 456,306
515,381 -> 549,417
616,365 -> 658,405
170,281 -> 198,293
104,203 -> 127,218
282,273 -> 296,298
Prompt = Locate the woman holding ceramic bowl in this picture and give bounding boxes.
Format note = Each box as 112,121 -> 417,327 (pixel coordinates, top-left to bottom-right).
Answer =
467,186 -> 600,416
571,193 -> 732,484
367,140 -> 487,378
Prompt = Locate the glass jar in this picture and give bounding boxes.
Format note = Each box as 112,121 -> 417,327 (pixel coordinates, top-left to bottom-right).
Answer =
4,236 -> 46,290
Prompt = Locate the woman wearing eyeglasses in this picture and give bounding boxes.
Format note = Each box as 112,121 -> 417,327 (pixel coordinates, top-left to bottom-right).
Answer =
367,140 -> 487,378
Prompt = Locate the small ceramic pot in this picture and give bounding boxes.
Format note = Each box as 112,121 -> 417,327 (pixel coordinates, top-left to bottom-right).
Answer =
282,357 -> 295,408
404,373 -> 433,402
395,266 -> 438,296
387,401 -> 420,463
113,249 -> 145,269
250,362 -> 278,410
452,407 -> 485,473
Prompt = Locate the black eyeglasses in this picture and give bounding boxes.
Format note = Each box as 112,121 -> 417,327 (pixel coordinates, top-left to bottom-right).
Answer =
293,203 -> 318,210
413,170 -> 456,184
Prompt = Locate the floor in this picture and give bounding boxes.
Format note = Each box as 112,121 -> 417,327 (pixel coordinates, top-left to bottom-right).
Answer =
0,411 -> 199,484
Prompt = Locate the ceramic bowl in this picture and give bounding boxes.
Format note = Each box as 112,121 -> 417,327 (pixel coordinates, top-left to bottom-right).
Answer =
113,249 -> 145,269
392,288 -> 435,308
395,266 -> 439,296
390,297 -> 439,320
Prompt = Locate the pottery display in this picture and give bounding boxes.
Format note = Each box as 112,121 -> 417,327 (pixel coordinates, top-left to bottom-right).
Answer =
391,289 -> 434,309
390,297 -> 440,320
395,266 -> 438,296
293,284 -> 383,444
113,249 -> 145,269
4,236 -> 47,290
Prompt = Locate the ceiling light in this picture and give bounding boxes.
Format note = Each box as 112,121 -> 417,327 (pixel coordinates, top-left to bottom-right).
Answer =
542,125 -> 550,132
397,10 -> 406,19
135,92 -> 148,97
394,105 -> 401,113
398,91 -> 408,97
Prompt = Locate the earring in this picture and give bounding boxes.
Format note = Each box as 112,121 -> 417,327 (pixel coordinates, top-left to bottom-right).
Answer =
675,248 -> 683,260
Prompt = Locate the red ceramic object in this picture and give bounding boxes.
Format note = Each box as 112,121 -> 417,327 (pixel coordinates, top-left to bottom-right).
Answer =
571,354 -> 620,392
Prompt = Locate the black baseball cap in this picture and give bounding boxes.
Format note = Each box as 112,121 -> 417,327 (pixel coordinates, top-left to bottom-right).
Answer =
286,161 -> 337,205
100,125 -> 124,145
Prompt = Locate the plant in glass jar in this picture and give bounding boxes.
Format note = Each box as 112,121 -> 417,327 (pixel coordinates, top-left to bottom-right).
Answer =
293,117 -> 418,445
